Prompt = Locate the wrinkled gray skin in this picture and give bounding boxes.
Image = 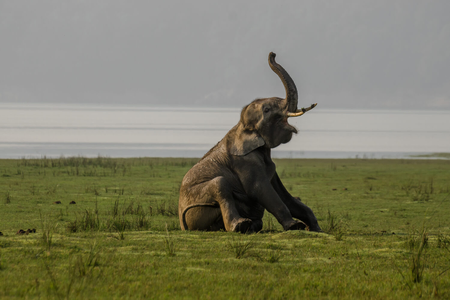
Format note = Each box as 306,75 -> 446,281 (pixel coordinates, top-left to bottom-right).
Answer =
178,52 -> 322,233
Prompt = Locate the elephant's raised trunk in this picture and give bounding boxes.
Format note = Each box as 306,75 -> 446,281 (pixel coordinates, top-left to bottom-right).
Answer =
268,52 -> 298,112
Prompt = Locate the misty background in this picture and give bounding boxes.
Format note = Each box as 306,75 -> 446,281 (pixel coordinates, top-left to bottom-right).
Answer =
1,0 -> 450,110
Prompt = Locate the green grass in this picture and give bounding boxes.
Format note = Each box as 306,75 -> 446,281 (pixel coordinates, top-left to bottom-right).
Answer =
1,156 -> 450,299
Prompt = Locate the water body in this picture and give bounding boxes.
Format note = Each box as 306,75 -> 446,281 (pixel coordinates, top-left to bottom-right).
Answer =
1,103 -> 449,159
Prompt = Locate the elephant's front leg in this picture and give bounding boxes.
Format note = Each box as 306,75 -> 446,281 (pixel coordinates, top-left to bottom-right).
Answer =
251,182 -> 307,231
286,197 -> 321,232
271,173 -> 322,232
183,176 -> 254,233
237,175 -> 305,231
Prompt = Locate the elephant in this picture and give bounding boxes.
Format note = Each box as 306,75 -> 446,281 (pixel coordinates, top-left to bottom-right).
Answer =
178,52 -> 321,233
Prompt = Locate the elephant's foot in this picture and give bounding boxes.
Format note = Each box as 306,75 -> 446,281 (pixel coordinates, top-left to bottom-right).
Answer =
283,219 -> 309,231
309,224 -> 323,232
249,219 -> 263,233
231,218 -> 253,233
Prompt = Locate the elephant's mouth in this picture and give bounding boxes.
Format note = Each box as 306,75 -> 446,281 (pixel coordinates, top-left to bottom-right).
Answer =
281,118 -> 298,134
281,103 -> 318,134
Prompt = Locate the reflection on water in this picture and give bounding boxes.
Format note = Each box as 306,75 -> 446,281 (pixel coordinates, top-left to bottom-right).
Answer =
1,103 -> 449,159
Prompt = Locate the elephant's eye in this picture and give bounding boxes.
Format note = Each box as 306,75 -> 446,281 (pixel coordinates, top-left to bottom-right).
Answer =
263,107 -> 270,113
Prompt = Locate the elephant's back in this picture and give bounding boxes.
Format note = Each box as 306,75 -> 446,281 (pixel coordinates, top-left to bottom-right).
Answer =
180,141 -> 231,189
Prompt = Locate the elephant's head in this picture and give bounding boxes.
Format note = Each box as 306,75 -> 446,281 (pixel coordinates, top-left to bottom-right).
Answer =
229,52 -> 317,156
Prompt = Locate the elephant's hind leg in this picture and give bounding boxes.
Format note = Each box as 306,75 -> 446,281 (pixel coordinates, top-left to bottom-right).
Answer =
182,176 -> 253,233
184,205 -> 224,231
210,176 -> 254,233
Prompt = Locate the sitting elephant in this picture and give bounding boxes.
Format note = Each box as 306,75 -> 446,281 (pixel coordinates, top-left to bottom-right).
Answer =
178,52 -> 322,233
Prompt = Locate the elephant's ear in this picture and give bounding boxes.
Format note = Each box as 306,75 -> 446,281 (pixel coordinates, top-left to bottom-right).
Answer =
229,131 -> 265,156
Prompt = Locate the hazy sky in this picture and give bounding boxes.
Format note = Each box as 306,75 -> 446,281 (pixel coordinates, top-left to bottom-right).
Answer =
1,0 -> 449,109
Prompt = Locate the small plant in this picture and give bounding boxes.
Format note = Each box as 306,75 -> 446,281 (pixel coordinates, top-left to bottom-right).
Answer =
29,184 -> 39,195
67,209 -> 100,233
163,220 -> 179,231
68,199 -> 152,233
226,236 -> 254,259
113,220 -> 126,240
437,233 -> 450,249
406,230 -> 428,251
163,224 -> 176,256
334,227 -> 346,241
0,251 -> 5,271
253,249 -> 282,263
123,201 -> 136,215
263,216 -> 276,232
4,191 -> 11,204
45,184 -> 58,195
133,210 -> 150,230
156,200 -> 178,217
40,212 -> 58,250
322,210 -> 346,241
410,226 -> 428,283
0,241 -> 11,249
111,199 -> 119,217
57,209 -> 65,221
399,225 -> 430,287
265,251 -> 282,263
72,241 -> 101,277
140,188 -> 153,195
85,184 -> 100,196
323,210 -> 338,233
148,205 -> 153,216
42,225 -> 55,250
41,258 -> 62,298
411,184 -> 431,202
401,178 -> 434,202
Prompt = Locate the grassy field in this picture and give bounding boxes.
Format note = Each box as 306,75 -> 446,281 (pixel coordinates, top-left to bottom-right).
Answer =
0,156 -> 449,299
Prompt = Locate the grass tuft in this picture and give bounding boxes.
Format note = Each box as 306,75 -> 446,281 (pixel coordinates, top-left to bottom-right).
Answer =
0,252 -> 5,271
72,241 -> 101,277
253,249 -> 282,263
40,212 -> 58,250
163,224 -> 176,256
437,233 -> 450,249
410,226 -> 428,283
322,210 -> 346,241
226,236 -> 255,259
4,191 -> 11,204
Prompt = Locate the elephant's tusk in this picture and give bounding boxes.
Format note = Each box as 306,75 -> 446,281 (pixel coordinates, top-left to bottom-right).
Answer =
286,103 -> 318,117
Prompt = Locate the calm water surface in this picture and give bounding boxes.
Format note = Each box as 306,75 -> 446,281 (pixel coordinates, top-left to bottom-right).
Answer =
1,103 -> 449,159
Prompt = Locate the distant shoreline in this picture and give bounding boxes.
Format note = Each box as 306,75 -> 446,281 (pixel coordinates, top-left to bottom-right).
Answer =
2,104 -> 449,159
1,150 -> 448,160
